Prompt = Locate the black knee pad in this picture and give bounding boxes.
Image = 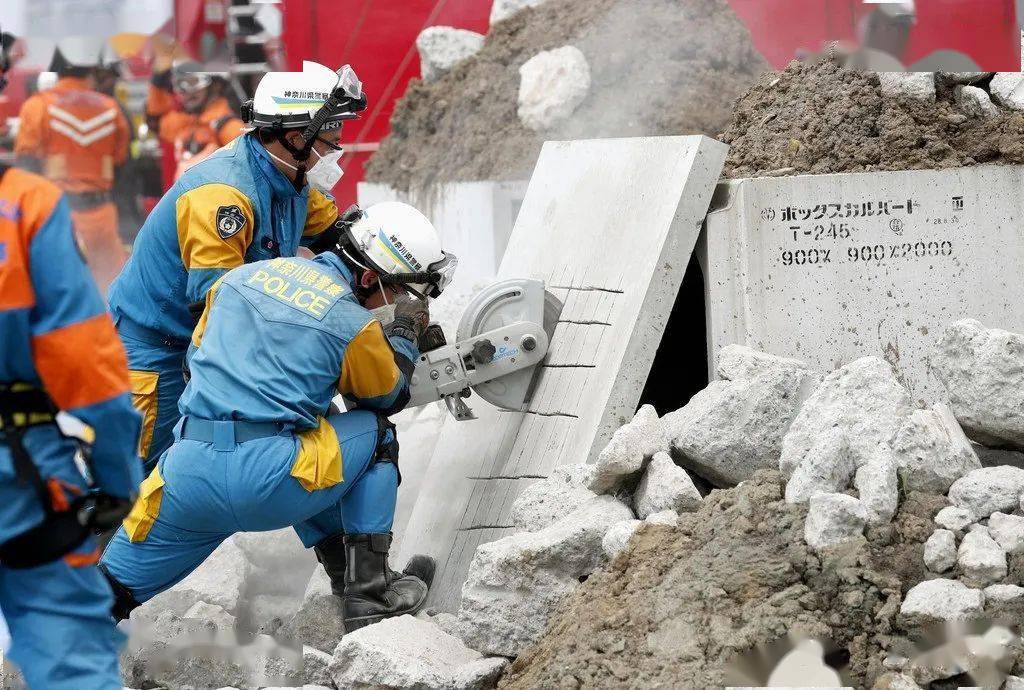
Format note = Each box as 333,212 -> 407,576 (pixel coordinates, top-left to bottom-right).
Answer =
374,415 -> 401,485
97,563 -> 141,622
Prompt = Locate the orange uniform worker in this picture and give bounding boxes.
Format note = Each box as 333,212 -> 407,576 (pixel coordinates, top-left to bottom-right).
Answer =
146,61 -> 245,178
15,51 -> 131,296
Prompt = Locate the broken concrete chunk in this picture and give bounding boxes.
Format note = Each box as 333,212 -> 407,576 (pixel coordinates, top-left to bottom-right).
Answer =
588,404 -> 665,494
518,46 -> 591,131
854,445 -> 899,525
878,72 -> 936,102
780,356 -> 913,479
277,594 -> 345,655
986,512 -> 1024,555
302,646 -> 333,687
784,429 -> 855,504
490,0 -> 548,24
804,492 -> 868,551
1006,676 -> 1024,690
329,615 -> 492,689
940,71 -> 992,84
667,360 -> 816,487
458,495 -> 633,657
890,403 -> 981,493
934,505 -> 974,532
923,529 -> 957,573
931,319 -> 1024,447
416,26 -> 485,82
989,72 -> 1024,110
954,85 -> 1000,119
303,564 -> 332,602
983,583 -> 1024,604
947,465 -> 1024,520
634,452 -> 702,518
511,472 -> 600,532
900,578 -> 985,621
957,527 -> 1007,586
182,601 -> 235,631
715,344 -> 812,381
602,519 -> 643,558
140,537 -> 251,616
874,673 -> 924,690
645,509 -> 678,527
451,656 -> 509,690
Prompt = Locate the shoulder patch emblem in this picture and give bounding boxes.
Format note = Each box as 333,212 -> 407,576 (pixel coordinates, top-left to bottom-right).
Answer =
216,205 -> 247,240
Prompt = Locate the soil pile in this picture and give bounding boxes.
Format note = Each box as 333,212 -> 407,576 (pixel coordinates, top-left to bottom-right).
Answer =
499,470 -> 995,689
366,0 -> 768,191
723,60 -> 1024,178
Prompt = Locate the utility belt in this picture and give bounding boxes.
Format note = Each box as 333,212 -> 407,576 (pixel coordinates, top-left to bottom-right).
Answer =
0,383 -> 92,569
178,413 -> 401,482
65,190 -> 113,211
116,316 -> 191,350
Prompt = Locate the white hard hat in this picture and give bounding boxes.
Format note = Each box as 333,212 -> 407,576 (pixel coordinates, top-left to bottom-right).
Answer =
341,202 -> 457,299
246,60 -> 365,131
52,36 -> 105,69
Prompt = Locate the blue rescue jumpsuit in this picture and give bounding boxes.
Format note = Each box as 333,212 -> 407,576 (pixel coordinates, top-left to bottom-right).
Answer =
100,252 -> 418,604
107,134 -> 341,470
0,166 -> 142,688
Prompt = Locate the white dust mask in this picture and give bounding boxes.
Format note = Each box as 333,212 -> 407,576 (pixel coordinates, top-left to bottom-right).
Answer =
305,146 -> 344,193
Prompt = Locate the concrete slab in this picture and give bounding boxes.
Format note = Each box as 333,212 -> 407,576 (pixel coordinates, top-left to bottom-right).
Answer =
705,165 -> 1024,404
397,135 -> 727,611
357,181 -> 527,291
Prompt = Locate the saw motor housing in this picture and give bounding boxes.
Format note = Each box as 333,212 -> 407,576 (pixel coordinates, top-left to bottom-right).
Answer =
407,278 -> 557,420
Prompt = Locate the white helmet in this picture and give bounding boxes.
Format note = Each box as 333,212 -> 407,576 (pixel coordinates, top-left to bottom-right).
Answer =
245,60 -> 365,131
339,202 -> 457,300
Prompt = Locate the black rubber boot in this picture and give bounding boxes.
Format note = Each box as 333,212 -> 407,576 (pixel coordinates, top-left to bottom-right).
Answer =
313,532 -> 347,598
343,533 -> 429,631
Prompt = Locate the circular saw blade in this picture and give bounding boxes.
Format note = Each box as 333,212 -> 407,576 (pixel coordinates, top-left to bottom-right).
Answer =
456,279 -> 562,411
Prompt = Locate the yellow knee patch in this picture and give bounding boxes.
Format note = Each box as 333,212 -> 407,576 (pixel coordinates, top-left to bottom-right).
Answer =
128,370 -> 159,459
123,466 -> 164,543
291,417 -> 343,492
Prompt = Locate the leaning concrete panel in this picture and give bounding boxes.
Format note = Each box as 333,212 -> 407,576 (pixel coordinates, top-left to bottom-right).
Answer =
705,165 -> 1024,403
398,135 -> 727,612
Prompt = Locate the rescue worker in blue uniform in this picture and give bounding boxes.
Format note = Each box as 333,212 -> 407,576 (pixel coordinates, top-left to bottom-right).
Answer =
108,61 -> 366,470
0,29 -> 143,689
100,201 -> 457,630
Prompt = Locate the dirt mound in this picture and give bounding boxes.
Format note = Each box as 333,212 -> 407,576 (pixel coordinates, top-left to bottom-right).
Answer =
723,60 -> 1024,179
366,0 -> 768,191
500,470 -> 963,689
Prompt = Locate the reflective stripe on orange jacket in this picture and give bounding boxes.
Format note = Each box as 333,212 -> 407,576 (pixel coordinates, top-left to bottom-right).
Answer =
14,77 -> 130,194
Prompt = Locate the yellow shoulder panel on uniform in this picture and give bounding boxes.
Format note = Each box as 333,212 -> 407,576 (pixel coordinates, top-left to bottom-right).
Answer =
176,183 -> 255,270
339,319 -> 401,400
191,275 -> 227,347
303,189 -> 339,237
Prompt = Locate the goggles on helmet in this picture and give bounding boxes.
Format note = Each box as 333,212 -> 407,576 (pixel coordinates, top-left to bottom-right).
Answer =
174,72 -> 213,94
378,252 -> 459,300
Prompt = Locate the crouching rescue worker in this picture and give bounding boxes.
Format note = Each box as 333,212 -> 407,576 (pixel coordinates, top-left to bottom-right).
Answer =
0,30 -> 143,687
100,201 -> 457,631
108,60 -> 365,470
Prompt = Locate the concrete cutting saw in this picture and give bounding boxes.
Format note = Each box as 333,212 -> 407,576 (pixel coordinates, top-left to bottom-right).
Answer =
407,278 -> 562,420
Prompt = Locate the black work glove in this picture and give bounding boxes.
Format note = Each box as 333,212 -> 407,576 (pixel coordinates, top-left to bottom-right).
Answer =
388,294 -> 429,343
75,492 -> 135,533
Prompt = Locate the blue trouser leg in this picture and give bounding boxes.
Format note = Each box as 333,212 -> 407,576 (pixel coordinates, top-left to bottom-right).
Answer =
119,332 -> 187,473
0,539 -> 125,690
101,409 -> 398,604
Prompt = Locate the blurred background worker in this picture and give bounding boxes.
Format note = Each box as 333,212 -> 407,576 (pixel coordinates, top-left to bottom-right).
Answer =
146,33 -> 244,179
14,37 -> 131,296
109,60 -> 365,471
0,28 -> 142,689
100,202 -> 455,631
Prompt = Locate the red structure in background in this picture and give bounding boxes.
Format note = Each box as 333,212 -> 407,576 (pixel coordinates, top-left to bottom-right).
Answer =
280,0 -> 1020,206
729,0 -> 1020,70
281,0 -> 493,206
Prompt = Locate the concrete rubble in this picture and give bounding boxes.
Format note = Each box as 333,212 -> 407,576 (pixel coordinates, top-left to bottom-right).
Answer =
988,511 -> 1024,554
633,451 -> 702,518
666,344 -> 817,487
923,529 -> 957,573
517,46 -> 591,131
989,72 -> 1024,110
586,404 -> 664,493
510,467 -> 599,532
803,492 -> 868,551
932,319 -> 1024,448
947,465 -> 1024,520
955,84 -> 1000,119
601,519 -> 643,558
956,527 -> 1008,586
899,578 -> 985,621
890,403 -> 982,493
489,0 -> 549,25
877,71 -> 936,102
328,615 -> 506,690
934,505 -> 975,532
416,27 -> 486,83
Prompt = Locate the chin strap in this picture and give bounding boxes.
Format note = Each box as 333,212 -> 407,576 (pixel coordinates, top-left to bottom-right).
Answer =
274,130 -> 315,192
